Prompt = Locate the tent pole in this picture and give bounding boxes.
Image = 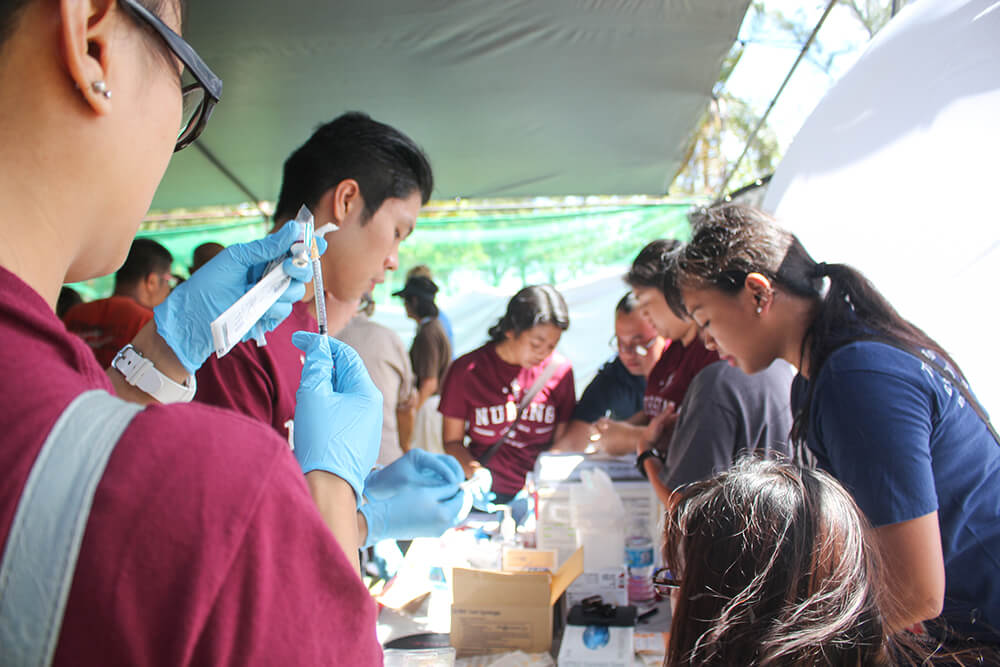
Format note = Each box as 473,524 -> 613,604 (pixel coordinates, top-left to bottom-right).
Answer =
193,142 -> 268,218
715,0 -> 838,201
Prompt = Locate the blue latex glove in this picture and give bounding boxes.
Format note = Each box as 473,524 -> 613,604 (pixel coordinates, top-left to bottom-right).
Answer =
465,467 -> 496,512
364,450 -> 464,501
153,220 -> 324,373
360,482 -> 465,547
291,331 -> 382,503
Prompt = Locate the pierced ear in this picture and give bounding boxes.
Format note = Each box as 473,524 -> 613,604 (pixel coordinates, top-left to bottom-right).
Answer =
60,0 -> 117,114
745,272 -> 774,313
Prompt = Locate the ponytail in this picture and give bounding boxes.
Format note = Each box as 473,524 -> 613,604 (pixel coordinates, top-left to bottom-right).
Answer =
678,204 -> 966,446
791,261 -> 964,443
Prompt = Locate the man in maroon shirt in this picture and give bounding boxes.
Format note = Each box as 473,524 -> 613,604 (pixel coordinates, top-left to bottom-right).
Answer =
196,113 -> 433,443
193,113 -> 465,550
64,239 -> 175,368
595,239 -> 719,455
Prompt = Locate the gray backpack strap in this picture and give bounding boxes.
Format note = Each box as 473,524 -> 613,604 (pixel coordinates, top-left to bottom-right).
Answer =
0,390 -> 143,667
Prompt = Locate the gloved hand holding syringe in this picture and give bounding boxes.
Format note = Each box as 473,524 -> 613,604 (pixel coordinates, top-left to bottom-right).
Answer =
210,205 -> 336,357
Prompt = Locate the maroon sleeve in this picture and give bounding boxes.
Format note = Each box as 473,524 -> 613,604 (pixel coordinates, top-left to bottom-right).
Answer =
437,356 -> 469,419
195,343 -> 279,434
188,449 -> 382,665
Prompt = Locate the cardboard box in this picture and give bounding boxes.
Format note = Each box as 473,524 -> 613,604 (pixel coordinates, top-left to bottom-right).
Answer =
501,547 -> 558,573
450,548 -> 583,655
565,566 -> 629,609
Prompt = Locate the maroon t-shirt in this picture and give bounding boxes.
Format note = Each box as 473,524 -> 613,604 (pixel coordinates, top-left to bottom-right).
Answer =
439,343 -> 575,495
0,267 -> 380,666
643,336 -> 719,417
194,300 -> 316,442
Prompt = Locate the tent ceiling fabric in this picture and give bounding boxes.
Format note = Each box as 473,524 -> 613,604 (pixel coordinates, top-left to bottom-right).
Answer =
152,0 -> 750,211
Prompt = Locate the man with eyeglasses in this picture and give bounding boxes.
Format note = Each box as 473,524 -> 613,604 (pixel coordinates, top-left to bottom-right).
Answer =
593,240 -> 720,456
552,293 -> 666,451
64,238 -> 176,368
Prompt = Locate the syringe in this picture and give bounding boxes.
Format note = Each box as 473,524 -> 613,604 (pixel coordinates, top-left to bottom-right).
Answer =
311,237 -> 327,336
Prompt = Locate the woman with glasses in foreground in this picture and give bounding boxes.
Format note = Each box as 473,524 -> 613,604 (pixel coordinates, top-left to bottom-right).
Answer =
0,0 -> 383,663
662,458 -> 994,666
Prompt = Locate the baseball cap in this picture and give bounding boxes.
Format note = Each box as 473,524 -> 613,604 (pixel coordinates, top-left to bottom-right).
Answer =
392,275 -> 439,301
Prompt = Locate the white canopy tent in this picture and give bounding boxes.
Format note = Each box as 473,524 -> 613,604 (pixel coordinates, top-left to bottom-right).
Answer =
764,0 -> 1000,413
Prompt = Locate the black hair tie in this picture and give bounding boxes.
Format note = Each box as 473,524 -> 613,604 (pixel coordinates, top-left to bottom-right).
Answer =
814,262 -> 830,278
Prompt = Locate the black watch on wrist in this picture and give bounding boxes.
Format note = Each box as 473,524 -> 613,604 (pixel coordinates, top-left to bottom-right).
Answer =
636,448 -> 663,480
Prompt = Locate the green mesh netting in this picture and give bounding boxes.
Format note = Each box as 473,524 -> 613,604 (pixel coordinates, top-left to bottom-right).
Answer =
67,203 -> 695,302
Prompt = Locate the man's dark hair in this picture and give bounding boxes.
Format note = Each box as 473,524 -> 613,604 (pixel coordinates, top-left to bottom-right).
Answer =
114,239 -> 173,290
615,292 -> 639,315
56,286 -> 83,319
625,239 -> 682,290
190,242 -> 224,274
273,112 -> 434,224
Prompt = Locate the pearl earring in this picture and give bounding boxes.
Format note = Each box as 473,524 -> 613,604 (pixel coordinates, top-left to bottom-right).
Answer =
755,305 -> 763,315
91,80 -> 112,99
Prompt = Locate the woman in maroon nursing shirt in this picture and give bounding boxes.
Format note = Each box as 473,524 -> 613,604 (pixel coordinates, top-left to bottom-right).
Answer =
440,285 -> 576,502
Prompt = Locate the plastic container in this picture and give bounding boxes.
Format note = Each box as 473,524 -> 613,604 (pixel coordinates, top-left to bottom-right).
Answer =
570,468 -> 626,571
625,518 -> 656,603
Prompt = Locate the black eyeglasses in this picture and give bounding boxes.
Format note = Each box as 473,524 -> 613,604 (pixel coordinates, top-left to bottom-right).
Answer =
609,334 -> 658,358
652,568 -> 681,596
118,0 -> 222,152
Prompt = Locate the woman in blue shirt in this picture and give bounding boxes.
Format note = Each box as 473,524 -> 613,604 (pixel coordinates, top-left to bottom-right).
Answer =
673,203 -> 1000,646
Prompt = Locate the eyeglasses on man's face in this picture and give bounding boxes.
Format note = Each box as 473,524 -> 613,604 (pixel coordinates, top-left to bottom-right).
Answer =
609,334 -> 658,358
118,0 -> 222,152
652,568 -> 681,596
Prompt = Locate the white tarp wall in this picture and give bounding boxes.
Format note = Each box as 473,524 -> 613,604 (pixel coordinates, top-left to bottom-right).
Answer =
764,0 -> 1000,414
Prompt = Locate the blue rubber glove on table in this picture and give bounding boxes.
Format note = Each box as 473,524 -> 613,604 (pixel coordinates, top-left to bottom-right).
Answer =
364,449 -> 464,501
153,220 -> 322,373
291,331 -> 382,504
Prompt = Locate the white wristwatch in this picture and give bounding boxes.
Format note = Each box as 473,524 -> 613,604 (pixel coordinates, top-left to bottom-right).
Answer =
111,344 -> 197,404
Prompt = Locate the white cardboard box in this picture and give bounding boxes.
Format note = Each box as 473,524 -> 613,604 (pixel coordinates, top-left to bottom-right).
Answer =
556,623 -> 634,666
565,566 -> 628,609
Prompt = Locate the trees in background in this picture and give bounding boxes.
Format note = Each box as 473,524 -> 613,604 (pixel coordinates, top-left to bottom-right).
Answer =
670,0 -> 905,199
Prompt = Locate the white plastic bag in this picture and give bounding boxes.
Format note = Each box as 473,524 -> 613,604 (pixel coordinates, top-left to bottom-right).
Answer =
569,468 -> 626,571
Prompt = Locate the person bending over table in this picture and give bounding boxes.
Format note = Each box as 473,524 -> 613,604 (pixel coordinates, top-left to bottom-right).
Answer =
675,202 -> 1000,647
553,292 -> 666,451
634,250 -> 794,507
594,240 -> 718,456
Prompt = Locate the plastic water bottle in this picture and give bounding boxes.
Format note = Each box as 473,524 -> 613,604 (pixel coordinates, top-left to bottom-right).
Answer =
625,518 -> 655,603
